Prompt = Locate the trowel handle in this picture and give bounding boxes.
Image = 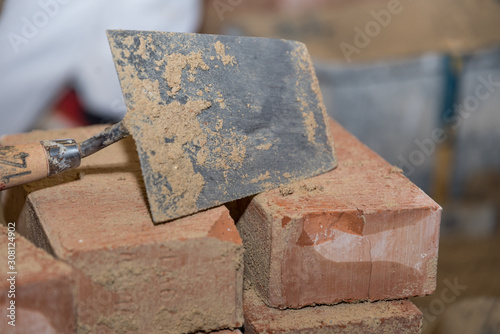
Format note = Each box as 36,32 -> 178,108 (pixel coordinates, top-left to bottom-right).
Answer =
0,122 -> 129,191
0,139 -> 81,190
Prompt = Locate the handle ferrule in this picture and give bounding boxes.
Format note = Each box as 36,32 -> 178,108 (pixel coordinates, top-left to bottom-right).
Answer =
40,139 -> 81,176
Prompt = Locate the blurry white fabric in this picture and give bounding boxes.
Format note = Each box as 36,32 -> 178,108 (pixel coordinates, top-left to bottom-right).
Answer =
0,0 -> 202,136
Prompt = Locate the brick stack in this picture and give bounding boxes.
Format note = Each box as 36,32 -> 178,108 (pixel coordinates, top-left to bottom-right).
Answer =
0,119 -> 440,333
1,126 -> 243,333
236,119 -> 441,333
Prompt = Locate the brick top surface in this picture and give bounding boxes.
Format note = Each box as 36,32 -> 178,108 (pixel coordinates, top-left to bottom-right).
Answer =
258,119 -> 440,219
1,126 -> 241,257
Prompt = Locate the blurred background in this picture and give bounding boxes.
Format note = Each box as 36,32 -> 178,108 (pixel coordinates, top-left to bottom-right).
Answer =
1,0 -> 499,332
201,2 -> 500,333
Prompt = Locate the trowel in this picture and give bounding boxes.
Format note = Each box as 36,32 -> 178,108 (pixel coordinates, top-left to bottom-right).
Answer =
0,30 -> 336,223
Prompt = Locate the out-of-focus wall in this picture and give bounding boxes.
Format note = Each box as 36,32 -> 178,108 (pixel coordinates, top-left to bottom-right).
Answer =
202,0 -> 500,63
453,48 -> 500,197
315,55 -> 446,194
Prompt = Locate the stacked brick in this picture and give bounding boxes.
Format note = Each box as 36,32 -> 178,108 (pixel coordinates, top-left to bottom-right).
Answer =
0,225 -> 75,333
1,126 -> 243,333
236,119 -> 440,333
0,119 -> 440,333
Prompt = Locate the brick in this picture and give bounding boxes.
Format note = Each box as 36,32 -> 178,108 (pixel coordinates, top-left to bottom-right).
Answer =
1,125 -> 244,333
244,287 -> 423,334
0,225 -> 75,333
236,119 -> 441,308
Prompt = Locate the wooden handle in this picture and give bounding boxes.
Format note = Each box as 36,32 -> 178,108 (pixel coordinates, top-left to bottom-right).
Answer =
0,143 -> 49,190
0,124 -> 128,190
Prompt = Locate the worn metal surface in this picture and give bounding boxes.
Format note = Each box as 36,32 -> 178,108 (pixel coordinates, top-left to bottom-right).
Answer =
107,30 -> 337,223
79,122 -> 129,158
41,139 -> 81,175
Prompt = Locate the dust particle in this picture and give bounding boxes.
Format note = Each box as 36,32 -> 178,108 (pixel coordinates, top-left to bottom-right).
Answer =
302,111 -> 318,143
256,143 -> 272,150
164,51 -> 209,96
300,183 -> 324,192
215,97 -> 226,109
390,166 -> 403,173
279,185 -> 294,196
123,36 -> 134,47
214,40 -> 236,65
137,36 -> 154,60
215,119 -> 223,131
250,171 -> 270,184
230,145 -> 246,164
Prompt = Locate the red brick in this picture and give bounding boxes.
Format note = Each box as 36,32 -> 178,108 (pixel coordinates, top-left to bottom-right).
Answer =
244,287 -> 423,334
1,125 -> 244,333
0,225 -> 75,333
236,119 -> 441,308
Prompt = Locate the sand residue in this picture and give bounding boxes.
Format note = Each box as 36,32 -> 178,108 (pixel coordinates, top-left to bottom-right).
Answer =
250,171 -> 271,184
123,35 -> 134,47
108,33 -> 219,219
112,51 -> 211,219
302,111 -> 318,143
256,143 -> 272,150
214,41 -> 235,65
148,99 -> 210,218
137,35 -> 155,60
278,181 -> 324,197
215,97 -> 226,109
390,166 -> 403,174
291,44 -> 336,152
230,145 -> 245,163
193,122 -> 247,171
123,85 -> 211,218
279,185 -> 295,196
163,51 -> 209,96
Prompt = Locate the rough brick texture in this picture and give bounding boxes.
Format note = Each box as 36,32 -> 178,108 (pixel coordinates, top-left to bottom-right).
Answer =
244,287 -> 423,334
236,119 -> 441,308
1,125 -> 244,333
0,225 -> 75,333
